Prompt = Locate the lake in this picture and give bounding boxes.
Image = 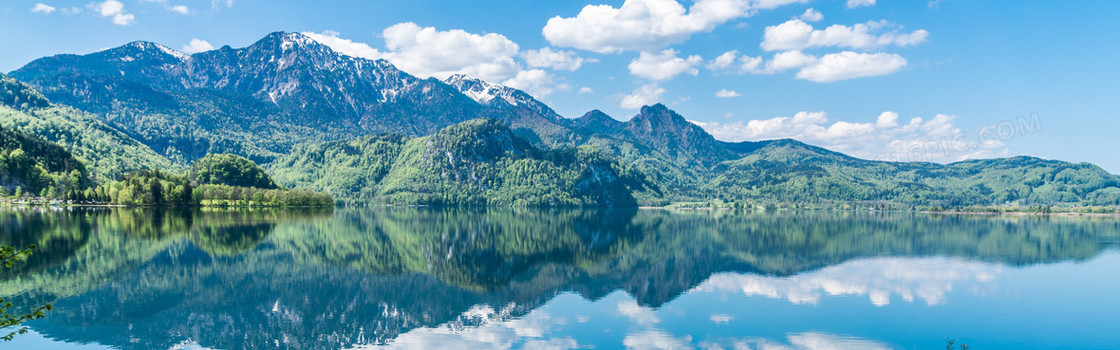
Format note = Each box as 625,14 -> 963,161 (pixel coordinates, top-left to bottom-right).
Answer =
2,207 -> 1119,349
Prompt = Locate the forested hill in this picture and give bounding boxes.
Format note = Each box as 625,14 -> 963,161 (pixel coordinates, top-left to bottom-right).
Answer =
0,125 -> 90,197
270,118 -> 655,206
0,73 -> 174,181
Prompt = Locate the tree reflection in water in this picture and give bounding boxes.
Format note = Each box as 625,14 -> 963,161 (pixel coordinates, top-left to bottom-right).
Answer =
2,207 -> 1118,349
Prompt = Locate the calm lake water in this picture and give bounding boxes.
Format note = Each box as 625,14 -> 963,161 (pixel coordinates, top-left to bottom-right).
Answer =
2,207 -> 1119,349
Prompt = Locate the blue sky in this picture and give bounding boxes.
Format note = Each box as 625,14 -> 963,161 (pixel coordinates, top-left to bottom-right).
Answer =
3,0 -> 1118,172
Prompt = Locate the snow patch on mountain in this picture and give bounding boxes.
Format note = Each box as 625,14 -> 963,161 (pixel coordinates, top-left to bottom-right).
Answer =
443,74 -> 522,106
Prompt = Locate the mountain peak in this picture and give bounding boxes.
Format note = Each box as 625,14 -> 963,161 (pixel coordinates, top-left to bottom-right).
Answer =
572,110 -> 621,134
104,40 -> 191,61
252,31 -> 325,52
640,103 -> 671,114
442,74 -> 520,106
621,104 -> 731,165
631,103 -> 690,128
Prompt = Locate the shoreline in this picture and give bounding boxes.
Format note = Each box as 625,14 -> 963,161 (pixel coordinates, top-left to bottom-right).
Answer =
637,205 -> 1120,217
3,202 -> 1118,217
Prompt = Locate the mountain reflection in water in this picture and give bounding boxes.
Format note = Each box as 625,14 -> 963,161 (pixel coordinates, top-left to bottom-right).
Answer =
2,207 -> 1119,349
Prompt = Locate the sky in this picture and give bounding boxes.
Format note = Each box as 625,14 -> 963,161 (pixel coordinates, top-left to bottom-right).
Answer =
2,0 -> 1118,172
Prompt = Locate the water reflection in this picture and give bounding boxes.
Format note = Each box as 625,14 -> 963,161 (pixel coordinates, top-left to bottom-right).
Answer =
696,257 -> 999,306
2,208 -> 1119,349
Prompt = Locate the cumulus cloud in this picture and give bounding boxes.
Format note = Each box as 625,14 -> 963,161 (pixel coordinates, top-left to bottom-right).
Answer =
305,29 -> 570,98
692,110 -> 1010,162
799,8 -> 823,22
181,39 -> 214,53
621,83 -> 666,109
210,0 -> 233,9
578,87 -> 594,95
141,0 -> 189,14
796,51 -> 907,82
302,31 -> 386,60
543,0 -> 807,53
762,19 -> 929,52
31,3 -> 56,14
93,0 -> 135,25
715,89 -> 741,98
523,47 -> 584,71
707,50 -> 763,74
304,26 -> 521,82
761,50 -> 818,73
628,49 -> 702,81
381,22 -> 522,81
847,0 -> 877,8
502,69 -> 563,98
710,50 -> 906,82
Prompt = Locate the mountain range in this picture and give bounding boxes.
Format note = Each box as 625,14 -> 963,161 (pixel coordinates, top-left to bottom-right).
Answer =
4,31 -> 1120,207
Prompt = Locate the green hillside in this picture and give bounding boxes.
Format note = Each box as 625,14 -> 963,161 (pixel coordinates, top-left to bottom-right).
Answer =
0,74 -> 174,182
705,140 -> 1120,207
0,125 -> 90,197
272,119 -> 655,206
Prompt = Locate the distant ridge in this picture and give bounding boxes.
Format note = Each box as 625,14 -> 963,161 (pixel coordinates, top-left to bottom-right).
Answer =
6,32 -> 1120,208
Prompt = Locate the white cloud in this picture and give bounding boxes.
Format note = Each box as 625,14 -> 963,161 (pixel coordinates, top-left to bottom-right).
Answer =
93,0 -> 134,25
523,47 -> 584,71
875,111 -> 899,128
181,39 -> 214,53
795,51 -> 907,82
502,69 -> 560,98
621,83 -> 666,109
847,0 -> 877,8
762,19 -> 929,51
543,0 -> 807,53
141,0 -> 189,14
761,50 -> 818,73
303,29 -> 576,100
710,50 -> 905,82
706,50 -> 763,74
381,22 -> 522,82
693,110 -> 1010,162
578,87 -> 594,95
31,3 -> 56,14
715,89 -> 741,98
798,8 -> 822,22
628,49 -> 702,81
59,7 -> 81,14
304,26 -> 522,83
302,31 -> 386,60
